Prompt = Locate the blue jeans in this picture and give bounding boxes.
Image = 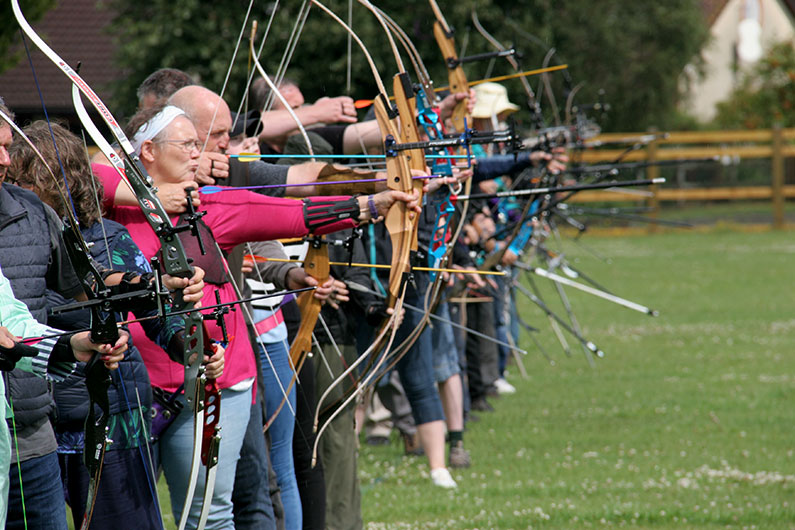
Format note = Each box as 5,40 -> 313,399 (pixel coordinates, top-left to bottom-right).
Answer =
494,275 -> 511,377
257,340 -> 301,530
7,451 -> 68,530
392,277 -> 444,426
160,386 -> 251,530
431,302 -> 460,383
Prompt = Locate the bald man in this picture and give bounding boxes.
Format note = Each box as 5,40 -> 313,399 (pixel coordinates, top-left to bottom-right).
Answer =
168,86 -> 383,198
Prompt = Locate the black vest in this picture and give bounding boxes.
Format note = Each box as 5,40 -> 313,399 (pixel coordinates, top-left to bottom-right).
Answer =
0,185 -> 59,458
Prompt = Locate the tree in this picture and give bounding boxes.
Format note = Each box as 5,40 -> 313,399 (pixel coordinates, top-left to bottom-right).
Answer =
713,41 -> 795,129
108,0 -> 708,131
0,0 -> 55,75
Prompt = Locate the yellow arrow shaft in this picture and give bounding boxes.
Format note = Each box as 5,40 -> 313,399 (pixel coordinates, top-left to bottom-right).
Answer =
435,64 -> 568,93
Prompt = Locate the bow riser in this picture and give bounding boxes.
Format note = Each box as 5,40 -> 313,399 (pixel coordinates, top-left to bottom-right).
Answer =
372,94 -> 414,307
392,73 -> 426,256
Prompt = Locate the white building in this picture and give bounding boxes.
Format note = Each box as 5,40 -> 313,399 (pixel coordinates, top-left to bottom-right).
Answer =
682,0 -> 795,122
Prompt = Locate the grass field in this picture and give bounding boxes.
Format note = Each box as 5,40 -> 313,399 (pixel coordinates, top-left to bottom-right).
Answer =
357,228 -> 795,528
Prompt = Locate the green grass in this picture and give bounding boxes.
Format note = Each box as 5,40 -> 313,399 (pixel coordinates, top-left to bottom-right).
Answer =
357,229 -> 795,528
569,201 -> 795,228
69,228 -> 794,529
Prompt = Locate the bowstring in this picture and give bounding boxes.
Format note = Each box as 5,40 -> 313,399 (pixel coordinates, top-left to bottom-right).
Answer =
346,0 -> 353,95
236,241 -> 323,454
240,241 -> 296,421
74,100 -> 166,527
231,1 -> 282,127
7,391 -> 28,530
196,0 -> 256,161
79,122 -> 166,526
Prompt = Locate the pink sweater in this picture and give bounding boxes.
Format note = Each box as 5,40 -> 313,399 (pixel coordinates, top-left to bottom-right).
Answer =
96,164 -> 356,391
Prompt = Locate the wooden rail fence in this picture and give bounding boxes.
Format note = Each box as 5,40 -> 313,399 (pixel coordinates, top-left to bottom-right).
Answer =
568,126 -> 794,229
88,127 -> 792,228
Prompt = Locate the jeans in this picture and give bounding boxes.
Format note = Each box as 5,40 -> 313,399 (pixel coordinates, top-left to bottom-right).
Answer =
431,302 -> 460,383
232,397 -> 278,530
257,340 -> 301,530
447,299 -> 471,413
160,386 -> 252,530
392,277 -> 444,426
7,451 -> 68,530
61,448 -> 162,529
494,275 -> 511,377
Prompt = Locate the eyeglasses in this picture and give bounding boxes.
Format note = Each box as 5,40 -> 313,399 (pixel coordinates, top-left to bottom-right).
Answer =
157,139 -> 202,152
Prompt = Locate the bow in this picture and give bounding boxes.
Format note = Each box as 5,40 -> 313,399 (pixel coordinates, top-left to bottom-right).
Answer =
368,1 -> 473,364
258,236 -> 330,432
303,0 -> 418,459
10,2 -> 221,527
0,109 -> 118,528
427,0 -> 474,273
429,0 -> 470,132
471,9 -> 545,128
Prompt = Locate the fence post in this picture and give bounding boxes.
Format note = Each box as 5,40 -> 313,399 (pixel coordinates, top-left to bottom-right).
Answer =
646,129 -> 660,233
772,124 -> 784,229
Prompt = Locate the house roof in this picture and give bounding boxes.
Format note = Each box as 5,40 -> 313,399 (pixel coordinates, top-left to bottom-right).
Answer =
701,0 -> 795,26
700,0 -> 731,26
0,0 -> 120,116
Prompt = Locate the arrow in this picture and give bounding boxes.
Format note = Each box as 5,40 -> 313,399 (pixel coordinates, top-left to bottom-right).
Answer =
244,255 -> 507,276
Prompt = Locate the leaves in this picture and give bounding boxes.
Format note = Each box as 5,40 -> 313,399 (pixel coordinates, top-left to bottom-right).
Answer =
714,41 -> 795,129
0,0 -> 55,75
107,0 -> 708,131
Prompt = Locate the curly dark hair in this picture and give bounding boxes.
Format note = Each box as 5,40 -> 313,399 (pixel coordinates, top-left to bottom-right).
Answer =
8,121 -> 104,227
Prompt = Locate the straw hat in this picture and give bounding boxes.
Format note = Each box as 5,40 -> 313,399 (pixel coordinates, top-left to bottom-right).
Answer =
471,82 -> 519,119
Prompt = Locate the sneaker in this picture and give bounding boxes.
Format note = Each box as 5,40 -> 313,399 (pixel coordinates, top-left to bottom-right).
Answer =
494,377 -> 517,395
430,468 -> 458,489
470,397 -> 494,412
448,441 -> 471,468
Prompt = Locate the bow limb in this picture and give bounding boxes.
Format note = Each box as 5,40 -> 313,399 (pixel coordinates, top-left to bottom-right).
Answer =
470,9 -> 545,128
290,240 -> 329,368
249,22 -> 315,159
429,0 -> 470,133
428,0 -> 473,220
262,239 -> 329,430
311,292 -> 405,468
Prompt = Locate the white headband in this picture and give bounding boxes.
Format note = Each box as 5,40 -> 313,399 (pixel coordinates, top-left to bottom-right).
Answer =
131,105 -> 186,155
